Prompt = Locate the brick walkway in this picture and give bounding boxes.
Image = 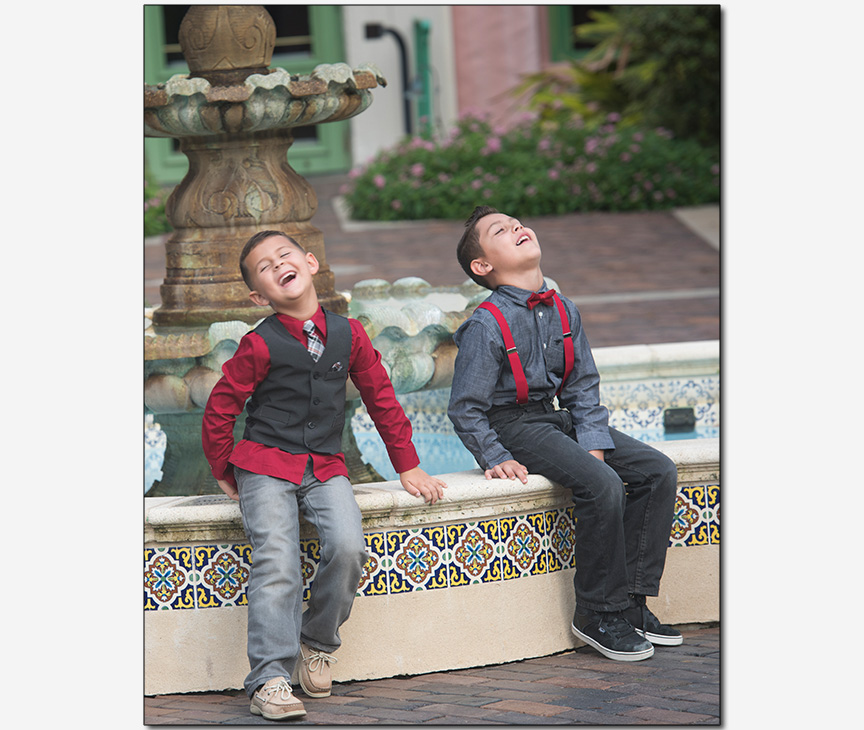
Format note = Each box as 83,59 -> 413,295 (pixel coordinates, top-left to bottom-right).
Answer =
145,173 -> 720,348
145,625 -> 719,725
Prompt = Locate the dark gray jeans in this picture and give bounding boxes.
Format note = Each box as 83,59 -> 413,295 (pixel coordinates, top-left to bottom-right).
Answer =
488,400 -> 678,613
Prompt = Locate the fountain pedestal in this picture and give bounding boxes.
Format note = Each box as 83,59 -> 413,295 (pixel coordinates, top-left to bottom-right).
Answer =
144,5 -> 385,328
158,129 -> 341,327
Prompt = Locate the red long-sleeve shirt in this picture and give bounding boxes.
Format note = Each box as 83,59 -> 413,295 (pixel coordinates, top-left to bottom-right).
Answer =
202,307 -> 419,488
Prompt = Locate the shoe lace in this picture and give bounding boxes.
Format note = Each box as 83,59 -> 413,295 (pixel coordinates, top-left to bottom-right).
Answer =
263,679 -> 295,701
599,611 -> 637,640
304,648 -> 338,673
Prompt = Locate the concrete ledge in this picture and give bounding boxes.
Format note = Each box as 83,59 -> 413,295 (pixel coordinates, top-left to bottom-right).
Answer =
145,438 -> 718,543
145,439 -> 719,694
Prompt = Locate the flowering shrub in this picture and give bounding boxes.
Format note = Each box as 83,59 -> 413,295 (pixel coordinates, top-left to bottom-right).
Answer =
144,168 -> 173,237
342,112 -> 719,221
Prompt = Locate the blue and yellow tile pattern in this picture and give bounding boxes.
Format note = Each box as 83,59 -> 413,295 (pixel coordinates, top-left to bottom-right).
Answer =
145,489 -> 718,611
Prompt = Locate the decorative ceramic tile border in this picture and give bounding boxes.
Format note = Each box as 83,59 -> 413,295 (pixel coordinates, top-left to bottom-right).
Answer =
351,378 -> 720,437
145,487 -> 718,611
602,377 -> 719,431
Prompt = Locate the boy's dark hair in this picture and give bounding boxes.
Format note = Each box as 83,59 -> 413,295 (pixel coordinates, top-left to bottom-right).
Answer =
239,230 -> 305,290
456,205 -> 499,290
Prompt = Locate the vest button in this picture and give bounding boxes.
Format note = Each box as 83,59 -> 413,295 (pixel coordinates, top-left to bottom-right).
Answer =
307,421 -> 316,429
313,397 -> 321,405
313,372 -> 321,379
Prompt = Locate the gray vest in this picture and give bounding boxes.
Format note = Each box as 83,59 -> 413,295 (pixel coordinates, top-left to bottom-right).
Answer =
243,311 -> 352,455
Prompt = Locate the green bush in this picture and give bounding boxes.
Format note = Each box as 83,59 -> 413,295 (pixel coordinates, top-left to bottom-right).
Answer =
144,167 -> 173,238
342,112 -> 718,221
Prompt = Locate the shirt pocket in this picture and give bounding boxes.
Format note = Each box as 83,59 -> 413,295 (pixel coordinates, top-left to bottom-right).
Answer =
322,364 -> 346,380
544,336 -> 566,377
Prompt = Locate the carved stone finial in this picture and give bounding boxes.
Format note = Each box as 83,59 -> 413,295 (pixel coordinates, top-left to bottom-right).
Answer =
179,5 -> 276,85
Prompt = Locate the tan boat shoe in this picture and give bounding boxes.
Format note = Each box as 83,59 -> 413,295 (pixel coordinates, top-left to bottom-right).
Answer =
250,677 -> 307,720
298,642 -> 337,698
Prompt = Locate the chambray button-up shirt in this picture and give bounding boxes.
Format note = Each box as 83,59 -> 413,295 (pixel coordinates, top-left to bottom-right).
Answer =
448,282 -> 615,470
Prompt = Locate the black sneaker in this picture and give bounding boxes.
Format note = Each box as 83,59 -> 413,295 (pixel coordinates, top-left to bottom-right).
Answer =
623,594 -> 683,646
571,606 -> 654,661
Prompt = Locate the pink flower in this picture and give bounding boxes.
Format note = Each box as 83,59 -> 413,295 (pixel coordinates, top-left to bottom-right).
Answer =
548,169 -> 560,180
471,179 -> 482,190
391,199 -> 402,210
410,163 -> 425,177
620,153 -> 631,162
484,137 -> 501,154
373,174 -> 386,189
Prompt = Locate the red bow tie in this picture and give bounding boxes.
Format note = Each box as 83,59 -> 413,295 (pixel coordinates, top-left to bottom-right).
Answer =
526,290 -> 556,309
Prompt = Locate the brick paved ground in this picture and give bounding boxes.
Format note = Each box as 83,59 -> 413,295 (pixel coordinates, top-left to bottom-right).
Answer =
145,173 -> 720,348
144,625 -> 719,725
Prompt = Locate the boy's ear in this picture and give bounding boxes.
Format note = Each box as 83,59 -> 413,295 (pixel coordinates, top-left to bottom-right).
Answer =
470,258 -> 492,278
248,290 -> 269,307
305,252 -> 320,275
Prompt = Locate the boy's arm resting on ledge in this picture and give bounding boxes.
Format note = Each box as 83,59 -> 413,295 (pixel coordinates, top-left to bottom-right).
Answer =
399,466 -> 448,505
448,319 -> 519,477
483,459 -> 529,484
348,319 -> 446,504
556,303 -> 616,453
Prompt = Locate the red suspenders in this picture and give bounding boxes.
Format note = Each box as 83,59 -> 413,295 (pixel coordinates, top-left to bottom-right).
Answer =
477,292 -> 575,404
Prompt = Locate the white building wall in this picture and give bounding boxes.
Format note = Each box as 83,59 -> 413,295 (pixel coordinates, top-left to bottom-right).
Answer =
342,5 -> 459,169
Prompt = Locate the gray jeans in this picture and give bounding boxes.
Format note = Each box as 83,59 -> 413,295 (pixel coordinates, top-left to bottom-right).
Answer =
235,462 -> 368,696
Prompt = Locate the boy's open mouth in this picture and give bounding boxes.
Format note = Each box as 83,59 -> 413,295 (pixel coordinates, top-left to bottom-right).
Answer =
279,271 -> 297,286
516,234 -> 530,246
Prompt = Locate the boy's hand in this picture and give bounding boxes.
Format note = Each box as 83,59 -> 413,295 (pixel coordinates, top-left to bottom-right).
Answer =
400,467 -> 447,505
216,478 -> 240,502
485,460 -> 529,484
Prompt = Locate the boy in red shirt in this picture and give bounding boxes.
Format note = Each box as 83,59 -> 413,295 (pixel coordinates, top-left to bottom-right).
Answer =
203,230 -> 446,720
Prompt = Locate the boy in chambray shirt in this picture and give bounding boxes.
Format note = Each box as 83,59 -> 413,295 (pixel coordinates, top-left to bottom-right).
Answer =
447,206 -> 681,662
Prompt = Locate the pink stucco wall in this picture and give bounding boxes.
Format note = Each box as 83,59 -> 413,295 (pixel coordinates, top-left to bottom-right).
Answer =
451,5 -> 549,127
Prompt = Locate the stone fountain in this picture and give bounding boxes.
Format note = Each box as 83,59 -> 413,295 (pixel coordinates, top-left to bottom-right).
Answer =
144,5 -> 384,327
144,5 -> 478,496
144,5 -> 390,495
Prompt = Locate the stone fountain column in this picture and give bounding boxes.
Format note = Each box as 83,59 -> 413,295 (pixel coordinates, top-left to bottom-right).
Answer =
144,6 -> 389,495
145,5 -> 385,328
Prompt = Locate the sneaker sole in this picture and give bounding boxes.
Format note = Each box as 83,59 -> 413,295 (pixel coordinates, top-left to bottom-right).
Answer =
635,628 -> 684,646
250,704 -> 307,720
571,624 -> 654,661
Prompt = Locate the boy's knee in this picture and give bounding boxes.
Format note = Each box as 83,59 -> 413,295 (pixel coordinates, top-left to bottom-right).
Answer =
655,451 -> 678,488
591,472 -> 628,513
324,538 -> 368,571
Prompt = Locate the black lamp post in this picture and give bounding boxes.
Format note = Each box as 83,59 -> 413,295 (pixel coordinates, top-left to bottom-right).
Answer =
365,23 -> 412,136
